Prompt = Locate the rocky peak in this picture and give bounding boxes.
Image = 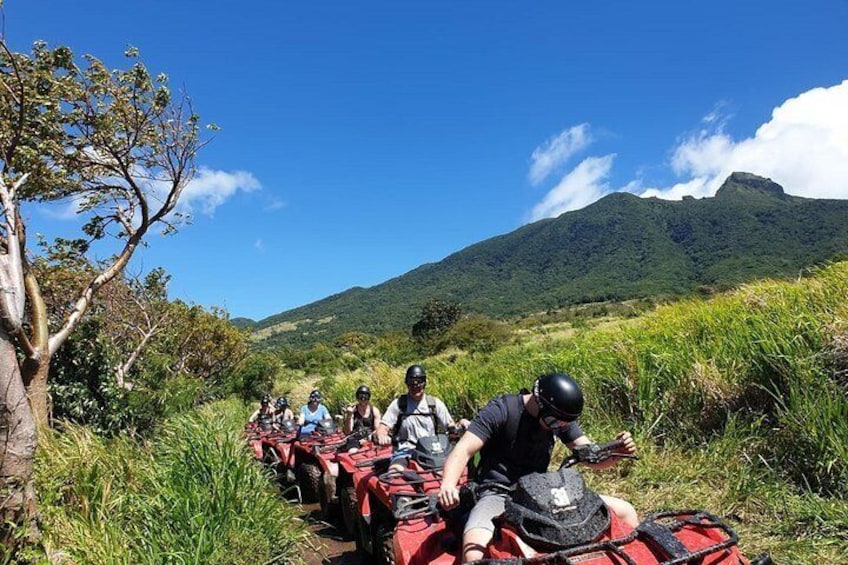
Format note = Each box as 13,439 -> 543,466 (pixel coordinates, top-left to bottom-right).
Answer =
715,172 -> 786,200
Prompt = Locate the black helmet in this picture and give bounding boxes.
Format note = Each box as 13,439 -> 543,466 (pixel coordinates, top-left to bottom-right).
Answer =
405,365 -> 427,385
533,373 -> 583,422
275,396 -> 289,410
308,389 -> 321,403
261,393 -> 272,406
355,385 -> 371,399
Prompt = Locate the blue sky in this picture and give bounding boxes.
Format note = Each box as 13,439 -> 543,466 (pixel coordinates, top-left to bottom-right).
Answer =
5,1 -> 848,321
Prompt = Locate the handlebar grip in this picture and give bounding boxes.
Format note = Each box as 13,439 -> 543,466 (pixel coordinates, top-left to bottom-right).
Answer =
597,439 -> 626,452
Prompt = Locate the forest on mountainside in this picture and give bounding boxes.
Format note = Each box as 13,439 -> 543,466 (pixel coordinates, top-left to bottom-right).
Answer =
250,173 -> 848,348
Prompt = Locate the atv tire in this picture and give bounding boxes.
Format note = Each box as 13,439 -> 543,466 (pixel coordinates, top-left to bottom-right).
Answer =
339,485 -> 358,537
375,522 -> 396,565
353,514 -> 373,560
296,462 -> 322,504
319,477 -> 339,522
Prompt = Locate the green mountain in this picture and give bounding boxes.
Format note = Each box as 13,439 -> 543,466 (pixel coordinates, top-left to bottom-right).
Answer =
254,172 -> 848,347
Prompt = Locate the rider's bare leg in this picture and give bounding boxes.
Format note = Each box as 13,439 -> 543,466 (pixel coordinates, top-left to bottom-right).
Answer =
600,494 -> 639,528
462,528 -> 492,563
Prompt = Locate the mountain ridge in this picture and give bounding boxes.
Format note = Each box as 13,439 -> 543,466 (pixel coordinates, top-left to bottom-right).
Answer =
250,172 -> 848,345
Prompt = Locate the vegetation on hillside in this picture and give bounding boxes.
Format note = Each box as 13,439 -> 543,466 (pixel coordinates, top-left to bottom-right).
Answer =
21,261 -> 847,564
252,173 -> 848,348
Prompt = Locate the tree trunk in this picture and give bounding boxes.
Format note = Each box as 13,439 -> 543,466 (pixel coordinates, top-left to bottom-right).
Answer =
22,268 -> 51,429
0,330 -> 38,546
22,355 -> 50,429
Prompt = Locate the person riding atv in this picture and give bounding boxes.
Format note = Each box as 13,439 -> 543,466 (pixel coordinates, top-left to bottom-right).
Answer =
248,393 -> 275,430
438,372 -> 638,563
344,384 -> 382,435
375,365 -> 469,471
273,396 -> 295,424
298,389 -> 331,435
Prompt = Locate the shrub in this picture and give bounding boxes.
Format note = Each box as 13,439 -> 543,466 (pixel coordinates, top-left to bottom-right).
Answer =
441,315 -> 512,354
49,318 -> 132,435
222,351 -> 281,401
411,298 -> 463,349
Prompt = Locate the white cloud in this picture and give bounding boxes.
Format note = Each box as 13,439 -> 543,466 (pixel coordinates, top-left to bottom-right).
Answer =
528,124 -> 592,186
528,155 -> 615,221
528,80 -> 848,220
38,195 -> 84,220
180,167 -> 261,215
264,198 -> 286,212
40,166 -> 261,222
646,79 -> 848,200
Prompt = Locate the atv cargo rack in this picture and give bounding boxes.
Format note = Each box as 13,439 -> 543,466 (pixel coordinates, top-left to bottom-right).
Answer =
471,510 -> 747,565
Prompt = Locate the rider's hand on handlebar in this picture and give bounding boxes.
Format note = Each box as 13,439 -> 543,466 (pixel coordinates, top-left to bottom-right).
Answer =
448,419 -> 470,436
615,431 -> 637,456
375,430 -> 391,446
438,483 -> 461,511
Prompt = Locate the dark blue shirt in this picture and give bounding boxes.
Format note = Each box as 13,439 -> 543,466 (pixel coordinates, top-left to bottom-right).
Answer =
468,393 -> 583,487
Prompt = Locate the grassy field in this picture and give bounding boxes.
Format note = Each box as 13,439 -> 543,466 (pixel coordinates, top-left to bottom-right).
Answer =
35,399 -> 312,565
318,261 -> 848,562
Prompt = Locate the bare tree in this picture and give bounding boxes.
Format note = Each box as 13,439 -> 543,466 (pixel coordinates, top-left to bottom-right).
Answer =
101,268 -> 172,389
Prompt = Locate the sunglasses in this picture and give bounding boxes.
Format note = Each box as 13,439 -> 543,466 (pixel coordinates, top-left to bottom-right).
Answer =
356,394 -> 370,401
406,378 -> 426,387
539,410 -> 572,431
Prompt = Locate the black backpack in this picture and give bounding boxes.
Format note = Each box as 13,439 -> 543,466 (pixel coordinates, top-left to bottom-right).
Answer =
504,467 -> 610,550
392,393 -> 440,439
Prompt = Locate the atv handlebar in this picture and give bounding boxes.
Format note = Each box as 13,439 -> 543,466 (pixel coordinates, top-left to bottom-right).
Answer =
559,439 -> 638,469
393,482 -> 478,521
447,423 -> 467,438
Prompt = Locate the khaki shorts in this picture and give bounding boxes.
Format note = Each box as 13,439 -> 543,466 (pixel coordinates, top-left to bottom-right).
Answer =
464,491 -> 509,535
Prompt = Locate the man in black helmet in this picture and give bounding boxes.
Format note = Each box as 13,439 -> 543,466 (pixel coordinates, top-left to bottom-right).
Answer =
438,373 -> 637,563
376,365 -> 468,470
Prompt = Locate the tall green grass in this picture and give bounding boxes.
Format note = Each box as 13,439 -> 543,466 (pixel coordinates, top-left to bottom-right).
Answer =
328,262 -> 848,493
320,262 -> 848,563
36,399 -> 310,564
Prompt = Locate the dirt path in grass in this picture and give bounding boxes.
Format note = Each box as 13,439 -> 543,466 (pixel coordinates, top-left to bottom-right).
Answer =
289,377 -> 360,563
302,503 -> 360,564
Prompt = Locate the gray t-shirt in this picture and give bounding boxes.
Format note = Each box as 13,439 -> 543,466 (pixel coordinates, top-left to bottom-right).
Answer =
381,394 -> 453,450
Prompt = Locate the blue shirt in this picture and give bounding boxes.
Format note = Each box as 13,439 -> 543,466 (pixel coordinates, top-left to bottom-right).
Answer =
300,404 -> 330,434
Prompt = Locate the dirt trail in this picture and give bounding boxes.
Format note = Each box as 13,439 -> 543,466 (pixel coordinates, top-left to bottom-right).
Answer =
301,503 -> 360,564
286,377 -> 361,563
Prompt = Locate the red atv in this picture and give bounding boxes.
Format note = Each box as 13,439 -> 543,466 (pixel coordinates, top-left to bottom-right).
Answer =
245,420 -> 291,464
335,437 -> 393,537
244,419 -> 301,489
307,425 -> 377,519
354,430 -> 470,565
391,440 -> 774,565
289,419 -> 347,505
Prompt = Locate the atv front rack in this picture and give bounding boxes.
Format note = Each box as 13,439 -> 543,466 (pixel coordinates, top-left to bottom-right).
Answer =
471,510 -> 742,565
393,492 -> 439,520
394,484 -> 479,521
